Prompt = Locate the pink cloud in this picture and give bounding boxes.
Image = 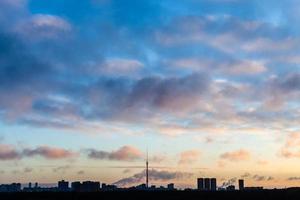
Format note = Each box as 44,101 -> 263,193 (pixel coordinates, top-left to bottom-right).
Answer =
279,132 -> 300,158
87,145 -> 143,161
23,146 -> 77,159
0,144 -> 20,160
178,150 -> 201,165
220,149 -> 251,162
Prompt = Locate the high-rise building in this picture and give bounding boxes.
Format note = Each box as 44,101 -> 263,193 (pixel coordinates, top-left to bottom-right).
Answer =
81,181 -> 100,192
71,181 -> 81,192
197,178 -> 204,190
167,183 -> 175,190
210,178 -> 217,191
58,180 -> 69,192
239,179 -> 244,190
0,183 -> 21,192
204,178 -> 211,191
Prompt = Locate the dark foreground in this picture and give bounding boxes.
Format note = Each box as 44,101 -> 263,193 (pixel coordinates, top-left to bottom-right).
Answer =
1,189 -> 300,200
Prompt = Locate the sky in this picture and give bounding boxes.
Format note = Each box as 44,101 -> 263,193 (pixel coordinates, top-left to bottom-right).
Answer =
0,0 -> 299,189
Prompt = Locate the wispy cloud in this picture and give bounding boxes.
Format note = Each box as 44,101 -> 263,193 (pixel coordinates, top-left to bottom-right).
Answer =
23,146 -> 77,159
86,146 -> 143,161
178,150 -> 201,165
114,169 -> 193,187
220,149 -> 251,162
0,144 -> 76,160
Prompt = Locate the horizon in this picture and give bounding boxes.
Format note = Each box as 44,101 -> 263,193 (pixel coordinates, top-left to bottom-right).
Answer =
0,0 -> 299,190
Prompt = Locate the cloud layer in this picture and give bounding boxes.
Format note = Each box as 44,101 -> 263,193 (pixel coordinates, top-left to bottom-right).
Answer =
114,169 -> 193,187
220,149 -> 251,162
86,146 -> 143,161
0,144 -> 76,160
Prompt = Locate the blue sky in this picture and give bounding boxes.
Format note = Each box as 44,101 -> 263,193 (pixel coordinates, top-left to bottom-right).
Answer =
0,0 -> 299,188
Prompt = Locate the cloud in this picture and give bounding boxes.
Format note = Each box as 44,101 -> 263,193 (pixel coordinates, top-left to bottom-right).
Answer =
149,155 -> 167,163
24,167 -> 33,173
97,58 -> 144,76
178,150 -> 201,165
252,174 -> 274,182
0,6 -> 298,140
52,165 -> 70,173
123,169 -> 132,174
15,14 -> 72,40
241,172 -> 251,178
113,169 -> 193,187
240,172 -> 274,181
0,144 -> 76,160
257,160 -> 269,165
220,149 -> 251,162
279,132 -> 300,158
287,177 -> 300,181
0,144 -> 20,160
77,170 -> 85,175
23,146 -> 77,159
167,58 -> 267,76
86,146 -> 143,161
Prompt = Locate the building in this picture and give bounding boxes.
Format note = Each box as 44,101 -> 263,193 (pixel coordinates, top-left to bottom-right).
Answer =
226,185 -> 235,191
210,178 -> 217,191
244,187 -> 263,190
204,178 -> 211,191
197,178 -> 204,190
81,181 -> 100,192
71,181 -> 100,192
136,183 -> 147,190
58,180 -> 69,192
71,182 -> 81,192
167,183 -> 175,190
0,183 -> 21,192
239,179 -> 244,190
101,183 -> 117,191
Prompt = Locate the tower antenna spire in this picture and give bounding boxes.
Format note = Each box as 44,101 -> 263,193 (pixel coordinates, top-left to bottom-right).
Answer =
146,148 -> 149,188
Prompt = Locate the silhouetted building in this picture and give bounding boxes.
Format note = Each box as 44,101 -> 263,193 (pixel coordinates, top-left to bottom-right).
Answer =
226,185 -> 235,191
71,182 -> 81,192
197,178 -> 204,190
159,186 -> 165,190
239,179 -> 244,190
102,183 -> 117,191
28,182 -> 32,189
70,181 -> 100,192
0,183 -> 21,192
204,178 -> 211,191
150,185 -> 156,189
58,180 -> 69,192
81,181 -> 100,192
136,184 -> 147,190
210,178 -> 217,191
35,182 -> 38,188
167,183 -> 174,190
244,187 -> 263,190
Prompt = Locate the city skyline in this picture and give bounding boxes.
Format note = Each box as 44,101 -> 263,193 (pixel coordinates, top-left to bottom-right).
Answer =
0,175 -> 257,192
0,0 -> 300,189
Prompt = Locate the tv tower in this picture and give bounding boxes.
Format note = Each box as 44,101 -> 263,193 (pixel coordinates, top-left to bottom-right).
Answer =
146,149 -> 149,188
